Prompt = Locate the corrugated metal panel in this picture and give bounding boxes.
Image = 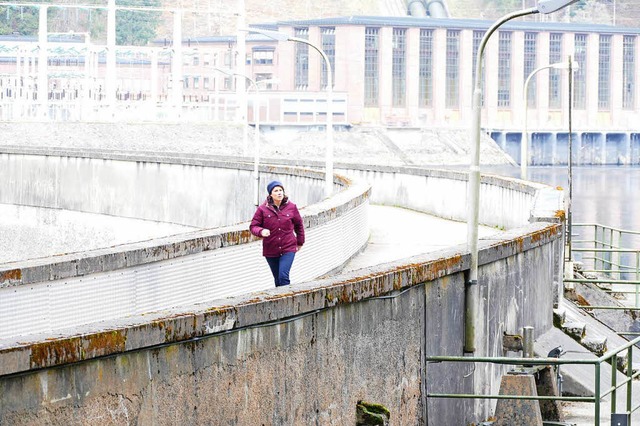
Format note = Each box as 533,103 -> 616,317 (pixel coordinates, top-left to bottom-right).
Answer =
0,200 -> 369,340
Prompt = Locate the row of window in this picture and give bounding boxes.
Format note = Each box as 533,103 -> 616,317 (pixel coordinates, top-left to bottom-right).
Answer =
181,49 -> 275,67
357,27 -> 636,111
182,73 -> 275,91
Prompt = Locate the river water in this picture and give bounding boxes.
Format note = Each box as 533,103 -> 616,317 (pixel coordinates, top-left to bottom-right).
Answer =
487,165 -> 640,274
486,165 -> 640,232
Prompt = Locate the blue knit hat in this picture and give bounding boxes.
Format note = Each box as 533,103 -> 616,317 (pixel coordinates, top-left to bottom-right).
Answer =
267,180 -> 284,195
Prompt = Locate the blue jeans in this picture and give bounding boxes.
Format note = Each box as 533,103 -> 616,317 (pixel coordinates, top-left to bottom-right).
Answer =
265,252 -> 296,287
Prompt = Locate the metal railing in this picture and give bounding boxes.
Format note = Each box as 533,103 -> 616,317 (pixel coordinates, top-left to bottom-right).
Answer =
426,335 -> 640,425
567,223 -> 640,308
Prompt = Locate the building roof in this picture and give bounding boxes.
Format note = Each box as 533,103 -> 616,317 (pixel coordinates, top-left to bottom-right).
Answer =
274,15 -> 640,35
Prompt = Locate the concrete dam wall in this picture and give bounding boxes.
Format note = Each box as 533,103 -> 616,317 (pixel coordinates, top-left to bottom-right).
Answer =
0,148 -> 564,425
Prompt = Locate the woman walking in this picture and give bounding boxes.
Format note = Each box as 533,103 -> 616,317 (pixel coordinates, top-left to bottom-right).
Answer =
250,180 -> 305,287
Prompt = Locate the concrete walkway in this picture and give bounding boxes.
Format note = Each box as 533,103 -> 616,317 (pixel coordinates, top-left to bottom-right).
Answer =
343,205 -> 498,271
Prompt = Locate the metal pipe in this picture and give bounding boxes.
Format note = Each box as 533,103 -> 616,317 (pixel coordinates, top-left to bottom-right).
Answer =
521,61 -> 573,179
213,68 -> 276,206
465,6 -> 539,354
567,55 -> 574,262
522,326 -> 534,358
288,36 -> 333,198
407,0 -> 427,17
425,0 -> 449,17
426,393 -> 593,401
241,28 -> 334,198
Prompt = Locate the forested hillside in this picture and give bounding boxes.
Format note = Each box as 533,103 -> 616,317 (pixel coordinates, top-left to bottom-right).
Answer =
0,0 -> 633,45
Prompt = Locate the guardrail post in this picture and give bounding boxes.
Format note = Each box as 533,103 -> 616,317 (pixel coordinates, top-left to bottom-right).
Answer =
627,345 -> 633,417
611,353 -> 617,416
636,251 -> 640,308
595,363 -> 601,426
608,227 -> 614,273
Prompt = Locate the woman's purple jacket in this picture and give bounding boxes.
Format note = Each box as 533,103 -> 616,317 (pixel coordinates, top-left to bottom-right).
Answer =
250,198 -> 305,257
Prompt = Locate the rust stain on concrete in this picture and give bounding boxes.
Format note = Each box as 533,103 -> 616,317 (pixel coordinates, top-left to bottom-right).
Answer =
1,269 -> 22,282
30,331 -> 126,369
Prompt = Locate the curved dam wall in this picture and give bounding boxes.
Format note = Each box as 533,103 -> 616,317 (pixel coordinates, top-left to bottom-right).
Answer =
0,152 -> 565,425
0,148 -> 370,340
0,147 -> 326,228
336,165 -> 551,229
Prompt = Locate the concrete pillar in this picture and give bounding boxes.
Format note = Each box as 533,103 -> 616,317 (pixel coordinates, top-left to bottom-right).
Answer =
550,132 -> 558,165
610,34 -> 624,128
307,27 -> 321,92
586,34 -> 599,129
484,34 -> 499,127
338,26 -> 364,123
406,27 -> 420,123
624,132 -> 631,164
459,29 -> 474,124
494,131 -> 506,152
537,32 -> 551,129
535,366 -> 564,422
493,373 -> 543,426
378,27 -> 393,122
431,28 -> 446,124
512,31 -> 525,129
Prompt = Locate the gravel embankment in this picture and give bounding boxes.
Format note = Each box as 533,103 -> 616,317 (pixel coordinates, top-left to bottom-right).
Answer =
0,122 -> 515,166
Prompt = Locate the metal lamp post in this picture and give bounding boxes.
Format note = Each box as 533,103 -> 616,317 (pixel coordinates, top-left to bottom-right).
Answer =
466,0 -> 579,354
214,67 -> 278,206
241,27 -> 334,198
521,61 -> 577,180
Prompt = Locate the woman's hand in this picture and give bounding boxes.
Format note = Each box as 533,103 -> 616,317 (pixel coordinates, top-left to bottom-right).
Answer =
261,229 -> 271,237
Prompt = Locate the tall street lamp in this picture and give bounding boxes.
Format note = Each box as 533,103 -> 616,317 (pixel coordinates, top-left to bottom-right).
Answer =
466,0 -> 579,354
521,61 -> 577,180
241,27 -> 334,198
215,67 -> 278,206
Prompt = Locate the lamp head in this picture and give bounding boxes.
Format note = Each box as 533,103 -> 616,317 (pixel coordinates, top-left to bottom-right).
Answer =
536,0 -> 579,14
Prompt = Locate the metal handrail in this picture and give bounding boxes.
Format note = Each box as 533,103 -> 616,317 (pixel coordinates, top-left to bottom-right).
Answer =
429,223 -> 640,423
568,223 -> 640,307
574,223 -> 640,236
426,336 -> 640,425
